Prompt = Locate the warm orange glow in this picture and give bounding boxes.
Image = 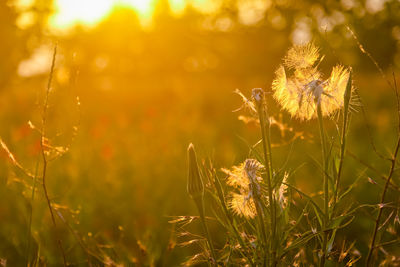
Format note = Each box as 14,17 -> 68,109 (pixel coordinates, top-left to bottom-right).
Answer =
49,0 -> 114,29
47,0 -> 219,31
49,0 -> 154,30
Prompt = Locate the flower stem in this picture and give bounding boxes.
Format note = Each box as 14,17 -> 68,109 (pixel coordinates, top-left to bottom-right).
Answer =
212,170 -> 255,266
333,71 -> 352,208
317,103 -> 329,267
255,92 -> 276,267
194,198 -> 218,266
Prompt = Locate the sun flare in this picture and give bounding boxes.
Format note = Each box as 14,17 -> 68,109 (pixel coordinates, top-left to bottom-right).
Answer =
49,0 -> 156,30
47,0 -> 220,31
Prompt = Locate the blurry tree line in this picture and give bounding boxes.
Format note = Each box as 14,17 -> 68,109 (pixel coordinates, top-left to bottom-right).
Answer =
0,0 -> 399,92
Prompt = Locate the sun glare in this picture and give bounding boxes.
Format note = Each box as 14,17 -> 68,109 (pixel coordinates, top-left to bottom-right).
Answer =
47,0 -> 219,31
50,0 -> 114,29
49,0 -> 156,31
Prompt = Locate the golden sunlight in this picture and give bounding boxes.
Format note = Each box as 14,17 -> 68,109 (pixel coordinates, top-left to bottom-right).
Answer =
49,0 -> 154,29
47,0 -> 217,31
49,0 -> 113,28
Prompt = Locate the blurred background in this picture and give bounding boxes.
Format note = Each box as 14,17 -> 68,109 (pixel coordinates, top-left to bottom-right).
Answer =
0,0 -> 399,265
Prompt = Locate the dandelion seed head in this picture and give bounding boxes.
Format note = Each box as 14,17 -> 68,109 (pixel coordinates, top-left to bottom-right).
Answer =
320,65 -> 350,116
229,193 -> 257,218
222,159 -> 263,190
222,163 -> 249,189
272,43 -> 351,120
223,159 -> 264,218
284,43 -> 321,69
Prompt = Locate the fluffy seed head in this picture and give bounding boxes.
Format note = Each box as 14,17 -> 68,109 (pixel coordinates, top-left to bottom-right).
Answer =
222,159 -> 263,191
284,43 -> 321,69
223,159 -> 264,218
222,163 -> 249,190
229,193 -> 257,218
272,43 -> 351,120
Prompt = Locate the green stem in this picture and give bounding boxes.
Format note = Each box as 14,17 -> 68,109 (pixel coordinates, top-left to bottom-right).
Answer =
256,99 -> 276,267
334,106 -> 348,205
334,71 -> 352,209
213,173 -> 255,266
254,195 -> 268,267
194,198 -> 218,266
317,103 -> 329,267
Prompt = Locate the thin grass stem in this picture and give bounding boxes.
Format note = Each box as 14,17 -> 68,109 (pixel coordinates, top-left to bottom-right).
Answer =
40,44 -> 67,267
365,135 -> 400,266
26,157 -> 40,266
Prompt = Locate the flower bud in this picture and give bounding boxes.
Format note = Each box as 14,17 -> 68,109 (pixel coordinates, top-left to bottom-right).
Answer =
187,143 -> 204,199
252,88 -> 264,105
343,69 -> 352,109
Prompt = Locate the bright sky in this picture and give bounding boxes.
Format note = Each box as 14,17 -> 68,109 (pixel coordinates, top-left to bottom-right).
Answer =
14,0 -> 272,31
50,0 -> 152,29
48,0 -> 216,30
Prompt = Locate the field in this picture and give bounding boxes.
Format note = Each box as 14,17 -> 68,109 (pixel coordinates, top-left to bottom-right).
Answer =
0,0 -> 400,266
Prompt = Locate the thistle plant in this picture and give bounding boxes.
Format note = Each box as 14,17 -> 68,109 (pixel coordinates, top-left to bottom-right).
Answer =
252,88 -> 277,267
176,42 -> 400,267
272,43 -> 354,267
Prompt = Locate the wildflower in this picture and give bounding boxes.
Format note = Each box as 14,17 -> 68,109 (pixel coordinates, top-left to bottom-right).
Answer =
272,43 -> 350,120
222,159 -> 264,218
